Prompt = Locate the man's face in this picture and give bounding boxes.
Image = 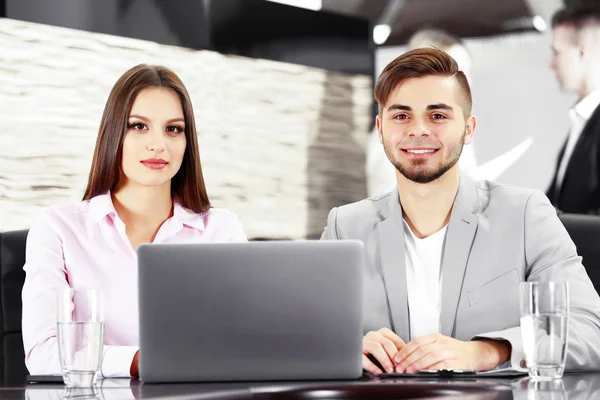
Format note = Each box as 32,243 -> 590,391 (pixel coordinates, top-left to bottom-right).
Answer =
376,75 -> 475,184
550,25 -> 584,94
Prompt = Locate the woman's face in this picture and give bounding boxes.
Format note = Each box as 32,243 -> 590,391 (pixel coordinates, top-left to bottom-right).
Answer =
120,87 -> 187,190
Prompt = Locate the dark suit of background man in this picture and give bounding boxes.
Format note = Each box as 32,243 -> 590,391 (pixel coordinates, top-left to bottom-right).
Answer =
547,6 -> 600,214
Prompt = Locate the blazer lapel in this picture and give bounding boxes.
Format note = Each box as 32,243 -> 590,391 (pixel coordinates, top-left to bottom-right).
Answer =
376,191 -> 410,341
440,174 -> 480,336
560,103 -> 600,198
547,138 -> 567,204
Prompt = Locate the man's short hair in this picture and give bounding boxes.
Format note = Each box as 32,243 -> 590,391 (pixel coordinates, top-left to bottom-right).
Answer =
408,28 -> 465,52
552,5 -> 600,31
374,47 -> 472,118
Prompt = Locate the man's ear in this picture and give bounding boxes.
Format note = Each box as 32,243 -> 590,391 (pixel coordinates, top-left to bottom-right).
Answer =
464,115 -> 476,145
578,26 -> 598,60
571,26 -> 585,58
376,115 -> 383,144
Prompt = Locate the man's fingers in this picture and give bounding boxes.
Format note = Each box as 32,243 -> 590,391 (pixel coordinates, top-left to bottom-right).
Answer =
365,331 -> 403,362
378,336 -> 401,362
394,334 -> 438,364
380,328 -> 406,350
400,348 -> 453,373
363,339 -> 395,373
362,354 -> 383,375
363,328 -> 408,373
395,343 -> 434,373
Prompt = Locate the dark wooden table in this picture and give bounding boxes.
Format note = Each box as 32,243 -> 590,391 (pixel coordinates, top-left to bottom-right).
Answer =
3,372 -> 598,399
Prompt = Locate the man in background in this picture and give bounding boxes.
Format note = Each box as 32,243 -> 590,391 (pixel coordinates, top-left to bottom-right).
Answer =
547,6 -> 600,214
366,29 -> 478,197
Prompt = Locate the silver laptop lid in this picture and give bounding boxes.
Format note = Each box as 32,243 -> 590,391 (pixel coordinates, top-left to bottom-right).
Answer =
138,240 -> 364,382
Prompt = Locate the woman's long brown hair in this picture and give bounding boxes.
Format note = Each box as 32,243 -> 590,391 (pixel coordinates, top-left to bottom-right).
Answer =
82,64 -> 211,213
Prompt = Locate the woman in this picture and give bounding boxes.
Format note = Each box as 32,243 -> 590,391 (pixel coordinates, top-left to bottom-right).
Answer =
21,64 -> 247,378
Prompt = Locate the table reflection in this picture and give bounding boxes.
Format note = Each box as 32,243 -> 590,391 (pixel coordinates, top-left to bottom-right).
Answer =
19,372 -> 600,400
512,373 -> 600,400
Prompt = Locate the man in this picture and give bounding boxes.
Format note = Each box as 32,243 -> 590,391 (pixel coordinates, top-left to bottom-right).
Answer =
322,48 -> 600,375
547,6 -> 600,214
366,29 -> 477,198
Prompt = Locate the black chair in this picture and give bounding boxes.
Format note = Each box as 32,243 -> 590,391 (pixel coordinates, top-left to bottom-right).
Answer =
558,213 -> 600,296
0,229 -> 29,385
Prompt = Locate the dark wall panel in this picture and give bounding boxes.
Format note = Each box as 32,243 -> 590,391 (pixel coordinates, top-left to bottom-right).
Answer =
6,0 -> 210,49
5,0 -> 373,77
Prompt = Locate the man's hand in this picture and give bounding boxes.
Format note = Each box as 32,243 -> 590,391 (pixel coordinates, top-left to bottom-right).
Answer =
393,334 -> 511,373
362,328 -> 406,375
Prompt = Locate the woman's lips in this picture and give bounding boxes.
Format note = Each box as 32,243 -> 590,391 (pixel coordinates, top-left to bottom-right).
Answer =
141,159 -> 168,169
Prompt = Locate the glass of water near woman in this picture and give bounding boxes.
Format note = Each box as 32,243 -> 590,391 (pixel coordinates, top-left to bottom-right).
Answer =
520,282 -> 569,380
57,288 -> 105,387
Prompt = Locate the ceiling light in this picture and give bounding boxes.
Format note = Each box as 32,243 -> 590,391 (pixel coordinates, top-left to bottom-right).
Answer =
373,24 -> 391,45
532,15 -> 547,32
266,0 -> 322,11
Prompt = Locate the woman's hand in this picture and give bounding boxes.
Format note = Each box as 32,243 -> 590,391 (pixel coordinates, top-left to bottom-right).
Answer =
130,351 -> 140,377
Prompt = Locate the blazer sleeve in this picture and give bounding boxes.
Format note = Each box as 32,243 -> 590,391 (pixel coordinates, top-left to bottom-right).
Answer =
320,207 -> 341,240
475,190 -> 600,371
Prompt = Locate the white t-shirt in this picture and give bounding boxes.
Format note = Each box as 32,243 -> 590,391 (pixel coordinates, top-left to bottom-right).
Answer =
403,219 -> 448,340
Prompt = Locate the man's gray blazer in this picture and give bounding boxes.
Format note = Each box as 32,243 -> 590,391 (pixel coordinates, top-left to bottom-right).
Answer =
321,173 -> 600,370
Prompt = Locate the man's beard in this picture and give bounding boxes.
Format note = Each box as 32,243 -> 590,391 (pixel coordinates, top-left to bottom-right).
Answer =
383,130 -> 465,184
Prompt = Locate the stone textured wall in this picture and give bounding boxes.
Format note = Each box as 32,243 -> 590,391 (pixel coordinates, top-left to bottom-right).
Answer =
0,18 -> 372,239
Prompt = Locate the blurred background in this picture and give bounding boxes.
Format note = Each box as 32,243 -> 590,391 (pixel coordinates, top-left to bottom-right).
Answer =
0,0 -> 590,238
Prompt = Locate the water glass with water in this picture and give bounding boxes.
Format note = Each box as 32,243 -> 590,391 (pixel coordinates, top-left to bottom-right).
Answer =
520,282 -> 569,380
57,288 -> 105,387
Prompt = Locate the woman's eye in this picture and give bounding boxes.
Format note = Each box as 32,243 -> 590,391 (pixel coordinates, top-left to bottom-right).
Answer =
166,126 -> 184,134
130,122 -> 147,130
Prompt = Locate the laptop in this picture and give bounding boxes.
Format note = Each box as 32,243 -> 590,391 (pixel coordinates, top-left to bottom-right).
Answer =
137,240 -> 364,383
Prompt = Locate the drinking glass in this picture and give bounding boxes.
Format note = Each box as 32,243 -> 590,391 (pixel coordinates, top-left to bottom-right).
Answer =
57,288 -> 105,387
520,282 -> 569,380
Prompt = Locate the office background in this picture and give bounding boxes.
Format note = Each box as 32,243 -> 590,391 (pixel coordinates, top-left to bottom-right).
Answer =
0,0 -> 584,237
